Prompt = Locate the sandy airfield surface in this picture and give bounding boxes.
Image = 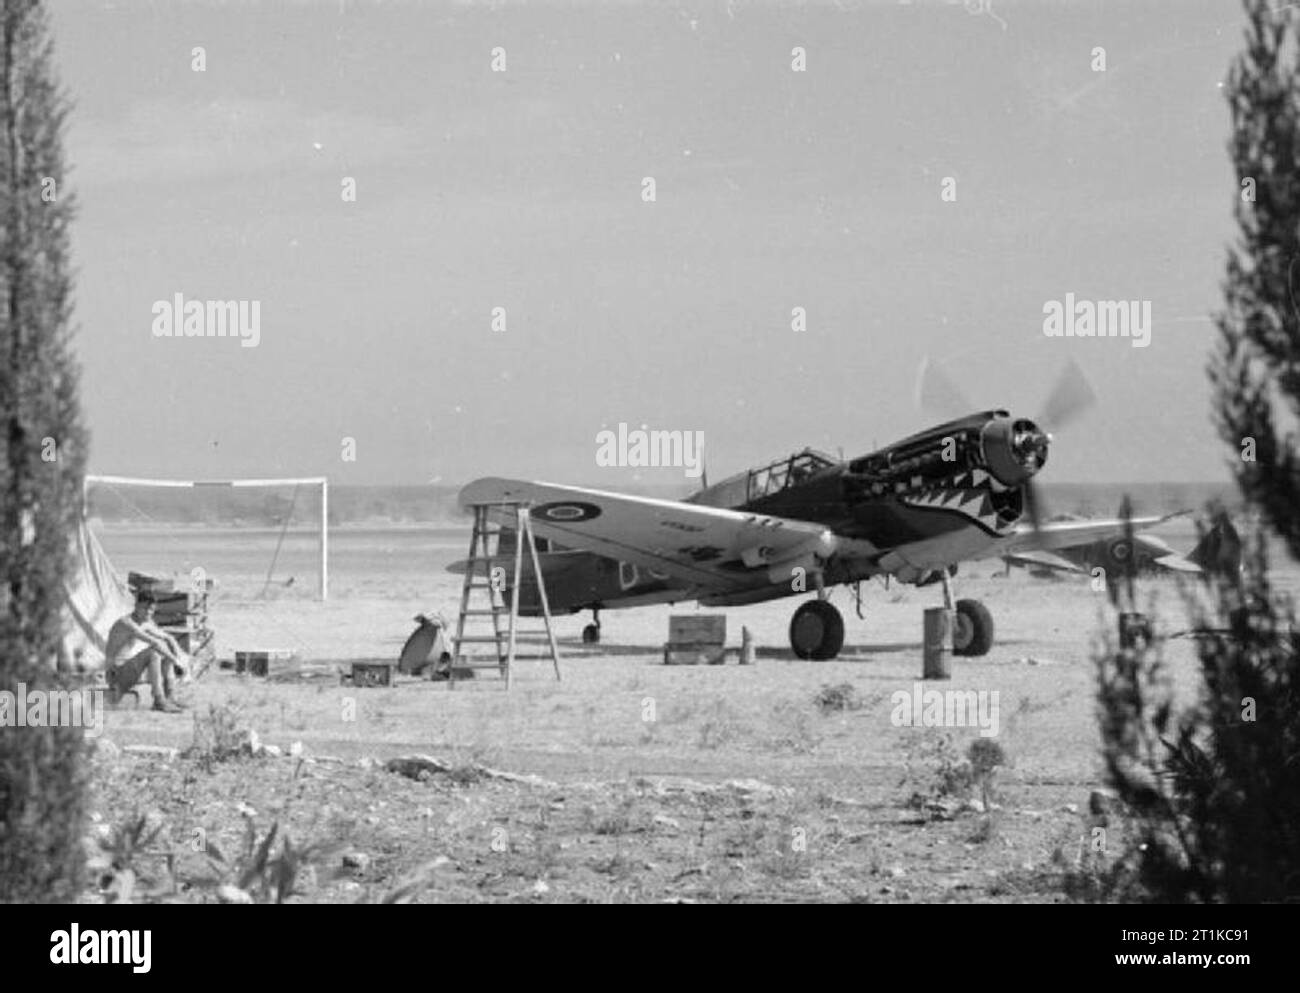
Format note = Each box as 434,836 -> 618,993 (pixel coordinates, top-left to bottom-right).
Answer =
82,520 -> 1284,903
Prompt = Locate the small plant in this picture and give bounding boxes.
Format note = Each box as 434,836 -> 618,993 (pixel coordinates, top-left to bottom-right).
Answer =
967,815 -> 999,846
184,703 -> 251,770
765,700 -> 822,753
967,738 -> 1007,810
90,807 -> 335,905
593,797 -> 641,836
763,810 -> 813,881
696,699 -> 741,750
526,802 -> 564,879
380,860 -> 443,904
192,818 -> 335,904
903,732 -> 1005,815
814,682 -> 861,714
931,733 -> 974,800
1050,817 -> 1144,903
88,812 -> 172,904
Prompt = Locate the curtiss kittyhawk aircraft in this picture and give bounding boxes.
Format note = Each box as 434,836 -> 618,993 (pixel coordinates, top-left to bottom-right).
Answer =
1001,509 -> 1241,578
452,405 -> 1174,661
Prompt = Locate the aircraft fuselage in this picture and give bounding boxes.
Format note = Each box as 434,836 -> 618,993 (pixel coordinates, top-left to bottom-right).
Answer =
493,409 -> 1046,615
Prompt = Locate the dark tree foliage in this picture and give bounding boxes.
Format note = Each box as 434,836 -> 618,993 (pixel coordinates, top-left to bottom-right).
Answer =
1095,522 -> 1300,902
0,0 -> 89,903
1092,0 -> 1300,903
1213,1 -> 1300,554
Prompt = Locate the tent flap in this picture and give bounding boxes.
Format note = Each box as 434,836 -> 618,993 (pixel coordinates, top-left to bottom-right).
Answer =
62,520 -> 132,670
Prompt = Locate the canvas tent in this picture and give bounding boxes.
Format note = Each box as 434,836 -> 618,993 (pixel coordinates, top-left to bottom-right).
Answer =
61,517 -> 133,670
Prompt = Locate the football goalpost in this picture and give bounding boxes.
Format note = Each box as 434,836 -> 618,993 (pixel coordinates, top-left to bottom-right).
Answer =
84,474 -> 330,600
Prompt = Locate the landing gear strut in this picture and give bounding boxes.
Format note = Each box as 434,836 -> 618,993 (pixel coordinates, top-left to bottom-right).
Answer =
582,608 -> 601,645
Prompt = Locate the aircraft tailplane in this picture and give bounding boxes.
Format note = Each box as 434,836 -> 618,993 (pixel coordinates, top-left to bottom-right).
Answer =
1187,512 -> 1243,578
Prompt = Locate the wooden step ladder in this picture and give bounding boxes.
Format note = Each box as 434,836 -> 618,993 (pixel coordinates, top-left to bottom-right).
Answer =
451,502 -> 562,689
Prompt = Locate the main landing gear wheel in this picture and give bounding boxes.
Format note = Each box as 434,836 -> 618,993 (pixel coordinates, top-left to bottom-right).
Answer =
789,599 -> 845,660
582,610 -> 602,645
952,599 -> 994,657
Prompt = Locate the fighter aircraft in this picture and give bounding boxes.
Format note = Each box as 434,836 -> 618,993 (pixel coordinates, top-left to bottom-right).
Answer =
1000,510 -> 1241,578
453,374 -> 1176,660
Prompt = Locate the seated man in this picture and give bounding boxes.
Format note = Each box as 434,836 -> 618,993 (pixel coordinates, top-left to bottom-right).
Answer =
104,591 -> 190,712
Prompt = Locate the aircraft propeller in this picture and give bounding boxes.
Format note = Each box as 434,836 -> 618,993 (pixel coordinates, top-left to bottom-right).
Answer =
915,355 -> 1097,536
1022,359 -> 1096,534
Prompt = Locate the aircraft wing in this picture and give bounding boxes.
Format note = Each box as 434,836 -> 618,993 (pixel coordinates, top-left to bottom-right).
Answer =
1151,552 -> 1203,573
458,477 -> 856,594
1001,549 -> 1086,573
978,514 -> 1171,559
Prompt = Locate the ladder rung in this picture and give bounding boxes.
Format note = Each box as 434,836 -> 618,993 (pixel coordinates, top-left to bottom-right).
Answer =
453,653 -> 549,661
462,608 -> 506,616
456,634 -> 510,643
459,629 -> 551,637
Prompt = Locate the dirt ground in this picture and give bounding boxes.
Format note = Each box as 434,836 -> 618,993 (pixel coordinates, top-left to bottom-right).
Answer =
82,521 -> 1275,904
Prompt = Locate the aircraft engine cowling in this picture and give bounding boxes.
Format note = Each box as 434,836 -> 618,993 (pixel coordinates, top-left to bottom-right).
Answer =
845,411 -> 1050,496
979,416 -> 1050,488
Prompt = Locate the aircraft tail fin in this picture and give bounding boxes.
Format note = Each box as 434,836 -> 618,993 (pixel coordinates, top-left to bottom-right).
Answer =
1187,511 -> 1243,578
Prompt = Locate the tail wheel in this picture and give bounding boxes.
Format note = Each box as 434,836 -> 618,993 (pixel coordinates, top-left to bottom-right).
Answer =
582,623 -> 601,645
789,600 -> 845,660
953,599 -> 994,657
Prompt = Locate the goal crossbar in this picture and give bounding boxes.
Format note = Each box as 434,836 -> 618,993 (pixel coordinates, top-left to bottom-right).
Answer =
84,474 -> 330,600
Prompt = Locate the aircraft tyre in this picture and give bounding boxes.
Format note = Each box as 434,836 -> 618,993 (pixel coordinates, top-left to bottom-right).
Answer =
953,599 -> 994,657
582,624 -> 601,645
789,599 -> 845,660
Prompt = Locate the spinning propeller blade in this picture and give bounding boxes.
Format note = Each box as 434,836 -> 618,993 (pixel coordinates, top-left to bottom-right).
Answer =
1023,359 -> 1098,536
1037,359 -> 1097,433
914,355 -> 973,422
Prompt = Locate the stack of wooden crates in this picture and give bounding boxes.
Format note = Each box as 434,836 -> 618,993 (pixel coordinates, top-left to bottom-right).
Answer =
128,572 -> 216,675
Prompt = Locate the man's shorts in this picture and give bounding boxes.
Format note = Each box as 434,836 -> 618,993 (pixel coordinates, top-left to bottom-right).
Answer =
109,646 -> 159,696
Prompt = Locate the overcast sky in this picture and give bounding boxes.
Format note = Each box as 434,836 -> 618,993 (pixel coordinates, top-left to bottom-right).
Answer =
51,0 -> 1246,487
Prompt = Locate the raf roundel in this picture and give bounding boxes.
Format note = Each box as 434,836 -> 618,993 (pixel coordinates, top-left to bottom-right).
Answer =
533,501 -> 603,523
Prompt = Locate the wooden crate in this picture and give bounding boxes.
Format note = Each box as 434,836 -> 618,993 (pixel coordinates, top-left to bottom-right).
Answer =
351,661 -> 396,687
235,649 -> 294,677
663,615 -> 727,666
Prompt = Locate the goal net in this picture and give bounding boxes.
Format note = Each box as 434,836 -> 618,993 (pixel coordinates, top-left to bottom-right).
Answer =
84,475 -> 329,601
